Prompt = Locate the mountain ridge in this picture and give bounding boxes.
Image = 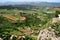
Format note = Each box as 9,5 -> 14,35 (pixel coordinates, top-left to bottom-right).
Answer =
0,2 -> 60,7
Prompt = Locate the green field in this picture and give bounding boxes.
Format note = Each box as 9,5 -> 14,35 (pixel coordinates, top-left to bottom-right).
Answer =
0,7 -> 60,40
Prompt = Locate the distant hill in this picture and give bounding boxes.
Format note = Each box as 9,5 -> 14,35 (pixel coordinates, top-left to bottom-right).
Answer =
0,2 -> 60,7
0,2 -> 60,9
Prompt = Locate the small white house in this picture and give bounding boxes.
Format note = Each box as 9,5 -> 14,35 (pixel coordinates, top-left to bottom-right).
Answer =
58,14 -> 60,18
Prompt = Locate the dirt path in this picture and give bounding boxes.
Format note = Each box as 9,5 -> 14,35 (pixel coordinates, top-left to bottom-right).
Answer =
0,14 -> 18,21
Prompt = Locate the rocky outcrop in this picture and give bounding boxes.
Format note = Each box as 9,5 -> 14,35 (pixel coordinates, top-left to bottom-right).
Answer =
52,14 -> 60,23
37,27 -> 60,40
52,18 -> 60,23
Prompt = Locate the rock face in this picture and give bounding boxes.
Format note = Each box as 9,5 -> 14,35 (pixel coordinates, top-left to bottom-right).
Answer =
37,28 -> 60,40
52,14 -> 60,23
52,18 -> 60,23
0,38 -> 3,40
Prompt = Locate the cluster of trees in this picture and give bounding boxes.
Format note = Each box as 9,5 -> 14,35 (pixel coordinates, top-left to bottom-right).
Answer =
0,5 -> 37,10
0,8 -> 60,40
51,22 -> 60,37
0,11 -> 50,40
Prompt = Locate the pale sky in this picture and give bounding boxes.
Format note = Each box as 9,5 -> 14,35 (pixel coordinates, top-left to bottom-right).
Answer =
0,0 -> 60,3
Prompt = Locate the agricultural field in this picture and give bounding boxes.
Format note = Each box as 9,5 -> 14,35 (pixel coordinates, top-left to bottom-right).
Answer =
0,3 -> 60,40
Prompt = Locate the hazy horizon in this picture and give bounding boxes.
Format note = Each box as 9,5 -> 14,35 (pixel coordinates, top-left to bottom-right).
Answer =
0,0 -> 60,3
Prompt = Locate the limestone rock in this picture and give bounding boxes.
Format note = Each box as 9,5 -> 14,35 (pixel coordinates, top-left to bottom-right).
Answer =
37,27 -> 60,40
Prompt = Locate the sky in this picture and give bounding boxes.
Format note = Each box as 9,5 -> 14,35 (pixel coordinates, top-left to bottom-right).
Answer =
0,0 -> 60,3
